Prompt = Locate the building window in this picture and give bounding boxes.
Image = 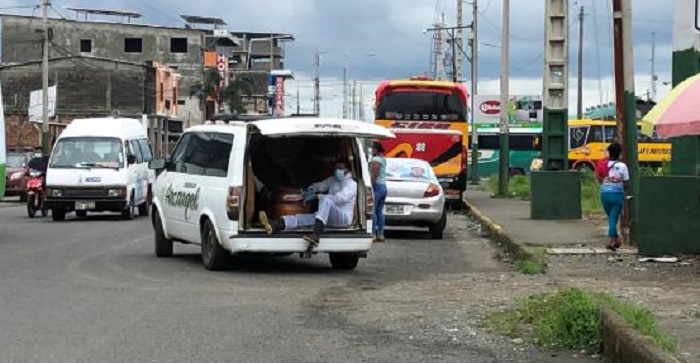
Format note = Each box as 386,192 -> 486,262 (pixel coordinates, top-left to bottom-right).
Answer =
170,38 -> 188,53
80,39 -> 92,53
124,38 -> 142,53
177,100 -> 186,105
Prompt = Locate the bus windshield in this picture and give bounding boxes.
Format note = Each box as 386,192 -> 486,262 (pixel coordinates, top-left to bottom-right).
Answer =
376,91 -> 467,121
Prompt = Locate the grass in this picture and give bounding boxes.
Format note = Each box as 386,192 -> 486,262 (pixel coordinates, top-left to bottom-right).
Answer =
513,248 -> 547,275
486,174 -> 531,200
487,288 -> 678,353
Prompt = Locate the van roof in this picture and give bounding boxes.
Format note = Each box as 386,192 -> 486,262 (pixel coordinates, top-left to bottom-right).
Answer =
59,117 -> 147,139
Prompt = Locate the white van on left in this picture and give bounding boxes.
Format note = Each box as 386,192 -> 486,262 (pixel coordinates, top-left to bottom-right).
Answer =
44,117 -> 155,221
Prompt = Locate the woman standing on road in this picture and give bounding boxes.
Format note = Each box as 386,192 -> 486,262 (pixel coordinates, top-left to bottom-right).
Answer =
370,141 -> 388,242
600,142 -> 630,251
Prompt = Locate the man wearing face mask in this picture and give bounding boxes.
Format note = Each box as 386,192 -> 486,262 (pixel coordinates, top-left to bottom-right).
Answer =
259,158 -> 357,251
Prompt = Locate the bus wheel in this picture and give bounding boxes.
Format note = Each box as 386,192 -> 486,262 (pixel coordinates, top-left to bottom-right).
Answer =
575,163 -> 594,172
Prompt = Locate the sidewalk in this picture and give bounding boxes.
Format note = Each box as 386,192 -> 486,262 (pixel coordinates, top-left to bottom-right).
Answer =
465,185 -> 700,363
466,188 -> 606,250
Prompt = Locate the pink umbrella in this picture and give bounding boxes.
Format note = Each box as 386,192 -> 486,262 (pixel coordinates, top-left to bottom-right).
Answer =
641,73 -> 700,138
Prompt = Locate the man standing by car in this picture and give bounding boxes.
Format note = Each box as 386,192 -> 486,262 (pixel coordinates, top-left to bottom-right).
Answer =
258,158 -> 357,251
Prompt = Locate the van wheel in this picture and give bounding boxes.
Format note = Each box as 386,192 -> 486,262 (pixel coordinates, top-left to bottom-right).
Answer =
429,213 -> 446,240
138,200 -> 149,217
154,212 -> 173,258
329,253 -> 360,270
76,211 -> 88,219
122,194 -> 135,220
201,219 -> 227,270
52,208 -> 65,221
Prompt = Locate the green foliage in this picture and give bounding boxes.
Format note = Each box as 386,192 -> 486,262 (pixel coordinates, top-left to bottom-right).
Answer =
486,175 -> 531,200
224,78 -> 254,114
580,171 -> 603,213
487,288 -> 678,353
514,259 -> 544,275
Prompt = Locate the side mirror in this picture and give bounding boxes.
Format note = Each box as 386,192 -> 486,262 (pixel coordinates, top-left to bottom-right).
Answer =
148,158 -> 167,170
127,154 -> 137,165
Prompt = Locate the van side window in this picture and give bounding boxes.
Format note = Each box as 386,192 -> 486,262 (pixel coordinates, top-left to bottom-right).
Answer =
128,140 -> 144,164
137,139 -> 153,162
171,132 -> 233,176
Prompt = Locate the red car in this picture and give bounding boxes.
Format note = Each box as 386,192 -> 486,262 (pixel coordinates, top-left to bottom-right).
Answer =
5,151 -> 33,201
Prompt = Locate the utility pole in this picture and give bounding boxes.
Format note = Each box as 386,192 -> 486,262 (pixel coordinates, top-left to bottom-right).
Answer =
296,81 -> 300,115
498,0 -> 510,196
41,0 -> 50,155
450,29 -> 457,82
342,55 -> 349,119
612,0 -> 638,245
576,5 -> 584,119
470,0 -> 480,184
313,50 -> 324,116
650,31 -> 657,101
359,83 -> 365,122
456,0 -> 464,82
351,80 -> 357,119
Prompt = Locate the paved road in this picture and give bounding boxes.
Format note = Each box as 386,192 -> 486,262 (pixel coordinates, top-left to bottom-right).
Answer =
0,205 -> 595,363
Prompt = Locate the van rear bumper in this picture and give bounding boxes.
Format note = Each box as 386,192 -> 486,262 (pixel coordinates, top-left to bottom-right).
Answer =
225,234 -> 373,253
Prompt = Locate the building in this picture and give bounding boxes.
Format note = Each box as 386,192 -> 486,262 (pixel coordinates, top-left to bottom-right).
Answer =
0,12 -> 206,153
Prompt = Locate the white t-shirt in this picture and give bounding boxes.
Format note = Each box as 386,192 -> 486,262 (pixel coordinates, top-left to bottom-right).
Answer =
600,161 -> 629,193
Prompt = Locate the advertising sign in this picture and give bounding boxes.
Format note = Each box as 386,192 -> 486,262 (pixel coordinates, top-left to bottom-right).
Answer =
274,76 -> 285,116
473,95 -> 543,130
28,86 -> 57,123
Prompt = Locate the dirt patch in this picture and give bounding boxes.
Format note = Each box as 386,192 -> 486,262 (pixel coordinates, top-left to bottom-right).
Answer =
548,254 -> 700,363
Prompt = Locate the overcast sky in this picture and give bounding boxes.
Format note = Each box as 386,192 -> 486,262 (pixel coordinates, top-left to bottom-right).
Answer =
2,0 -> 675,118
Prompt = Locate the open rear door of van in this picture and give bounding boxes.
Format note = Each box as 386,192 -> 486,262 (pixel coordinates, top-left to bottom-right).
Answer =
251,117 -> 395,139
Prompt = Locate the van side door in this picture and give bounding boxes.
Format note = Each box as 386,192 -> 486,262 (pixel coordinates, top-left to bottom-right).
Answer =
126,139 -> 147,205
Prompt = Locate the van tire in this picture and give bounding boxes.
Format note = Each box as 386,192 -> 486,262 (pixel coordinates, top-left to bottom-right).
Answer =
76,211 -> 88,219
122,194 -> 135,220
201,219 -> 227,270
429,212 -> 446,240
138,200 -> 149,217
154,212 -> 173,258
329,253 -> 360,270
52,208 -> 65,221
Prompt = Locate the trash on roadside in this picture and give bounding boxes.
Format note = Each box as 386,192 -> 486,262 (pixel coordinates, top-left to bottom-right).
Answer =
638,257 -> 679,263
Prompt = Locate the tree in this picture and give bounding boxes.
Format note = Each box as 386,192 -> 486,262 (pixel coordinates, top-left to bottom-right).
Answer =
189,68 -> 222,102
223,77 -> 254,114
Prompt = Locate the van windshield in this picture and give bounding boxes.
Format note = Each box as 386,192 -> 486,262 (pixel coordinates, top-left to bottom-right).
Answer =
50,137 -> 124,169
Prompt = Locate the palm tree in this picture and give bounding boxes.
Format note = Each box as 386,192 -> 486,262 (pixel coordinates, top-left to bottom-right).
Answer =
223,77 -> 254,114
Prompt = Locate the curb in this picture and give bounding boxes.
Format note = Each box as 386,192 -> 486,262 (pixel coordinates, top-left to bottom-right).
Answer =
601,308 -> 680,363
462,199 -> 680,363
462,199 -> 540,264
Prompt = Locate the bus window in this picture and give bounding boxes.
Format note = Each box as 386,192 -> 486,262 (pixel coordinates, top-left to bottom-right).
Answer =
589,125 -> 604,142
509,135 -> 538,151
603,125 -> 618,142
477,135 -> 500,150
569,126 -> 589,149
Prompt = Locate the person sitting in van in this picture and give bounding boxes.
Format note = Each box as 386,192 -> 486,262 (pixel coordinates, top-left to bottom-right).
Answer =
258,158 -> 357,249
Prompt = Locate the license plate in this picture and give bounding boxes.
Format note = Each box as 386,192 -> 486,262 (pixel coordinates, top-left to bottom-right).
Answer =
385,205 -> 405,215
75,201 -> 95,210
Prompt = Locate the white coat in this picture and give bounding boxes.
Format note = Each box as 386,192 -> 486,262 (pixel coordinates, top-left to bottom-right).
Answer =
282,173 -> 357,229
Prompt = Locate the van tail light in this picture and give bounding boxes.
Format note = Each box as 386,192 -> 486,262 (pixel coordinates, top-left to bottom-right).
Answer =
365,186 -> 374,219
227,186 -> 241,221
424,183 -> 441,198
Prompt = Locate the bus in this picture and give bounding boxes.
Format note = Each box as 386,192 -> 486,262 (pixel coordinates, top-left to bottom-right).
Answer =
568,119 -> 671,170
374,77 -> 469,208
469,127 -> 542,178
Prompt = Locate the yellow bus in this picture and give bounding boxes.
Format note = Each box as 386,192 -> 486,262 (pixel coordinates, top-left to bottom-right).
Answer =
568,119 -> 671,170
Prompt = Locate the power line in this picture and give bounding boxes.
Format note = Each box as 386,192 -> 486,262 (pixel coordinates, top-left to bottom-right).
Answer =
477,9 -> 542,43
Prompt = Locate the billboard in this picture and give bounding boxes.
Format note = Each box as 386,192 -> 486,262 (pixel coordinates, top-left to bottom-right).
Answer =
28,86 -> 57,123
473,95 -> 543,130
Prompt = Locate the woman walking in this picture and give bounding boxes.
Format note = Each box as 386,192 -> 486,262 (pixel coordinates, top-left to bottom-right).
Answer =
369,141 -> 388,242
600,142 -> 630,251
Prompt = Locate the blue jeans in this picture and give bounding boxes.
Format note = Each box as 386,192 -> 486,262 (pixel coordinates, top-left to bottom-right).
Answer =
601,192 -> 624,238
372,183 -> 387,236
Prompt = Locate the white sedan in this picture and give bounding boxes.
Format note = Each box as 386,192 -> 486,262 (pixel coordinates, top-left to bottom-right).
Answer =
383,158 -> 447,239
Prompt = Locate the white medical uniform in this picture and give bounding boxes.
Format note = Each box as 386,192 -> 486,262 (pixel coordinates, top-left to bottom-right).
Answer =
282,173 -> 357,229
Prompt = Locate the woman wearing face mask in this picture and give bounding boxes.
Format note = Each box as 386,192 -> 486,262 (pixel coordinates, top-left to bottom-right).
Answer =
369,141 -> 388,242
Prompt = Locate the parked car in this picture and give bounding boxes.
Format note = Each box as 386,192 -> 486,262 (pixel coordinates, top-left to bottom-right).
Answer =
383,158 -> 447,239
5,150 -> 33,201
148,116 -> 394,271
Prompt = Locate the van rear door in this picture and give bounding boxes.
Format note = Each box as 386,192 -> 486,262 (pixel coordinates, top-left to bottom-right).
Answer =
251,118 -> 395,139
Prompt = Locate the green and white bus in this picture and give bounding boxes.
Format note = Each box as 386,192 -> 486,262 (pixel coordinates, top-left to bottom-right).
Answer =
468,126 -> 542,178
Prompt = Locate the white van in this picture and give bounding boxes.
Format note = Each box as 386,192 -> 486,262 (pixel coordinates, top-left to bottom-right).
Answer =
45,117 -> 155,221
149,117 -> 394,271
